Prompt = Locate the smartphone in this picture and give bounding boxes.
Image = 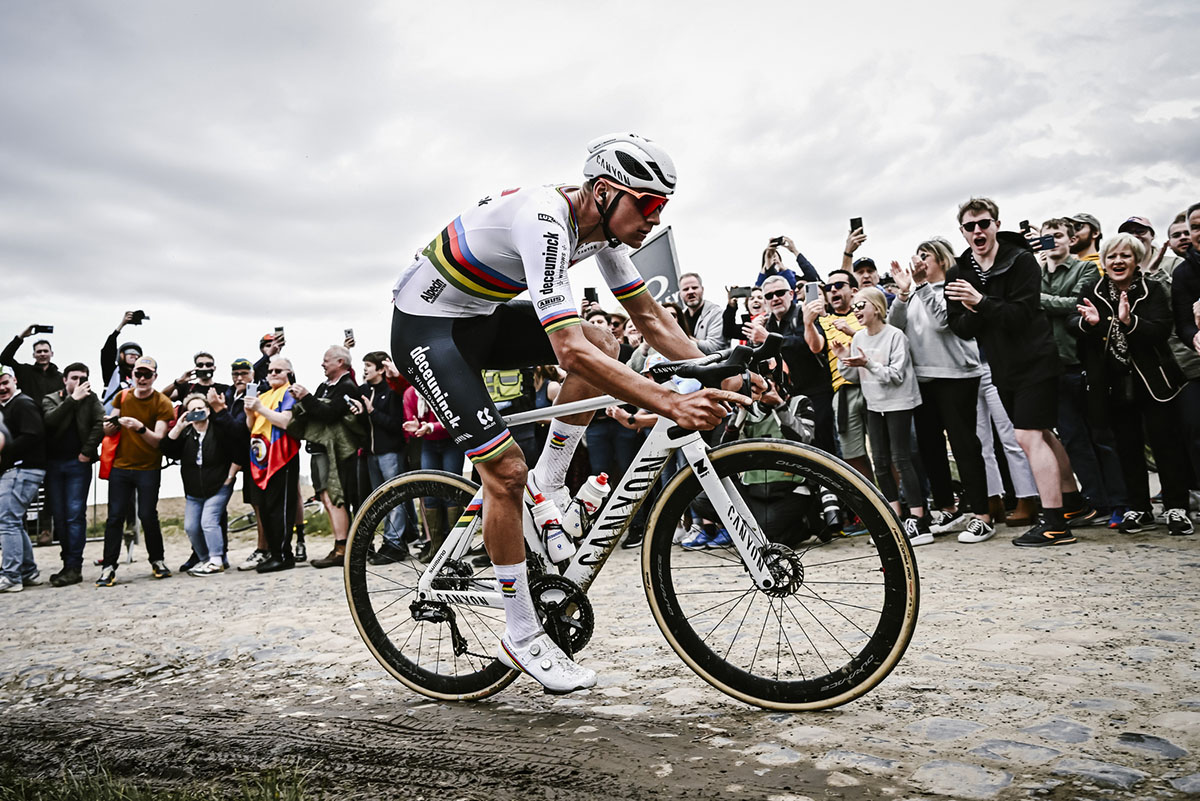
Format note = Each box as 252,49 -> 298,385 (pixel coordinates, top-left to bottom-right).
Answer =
740,313 -> 752,325
344,328 -> 355,342
244,382 -> 258,399
804,281 -> 821,305
32,324 -> 54,334
274,325 -> 284,339
184,409 -> 206,422
769,236 -> 785,247
850,217 -> 863,234
104,415 -> 120,426
583,287 -> 599,304
1019,219 -> 1032,234
1031,234 -> 1056,252
729,285 -> 752,299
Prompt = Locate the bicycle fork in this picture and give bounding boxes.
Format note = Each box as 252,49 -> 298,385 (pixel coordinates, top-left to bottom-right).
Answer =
675,432 -> 778,592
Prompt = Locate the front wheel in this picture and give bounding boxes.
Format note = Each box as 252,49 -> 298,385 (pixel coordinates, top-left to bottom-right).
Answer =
643,439 -> 919,710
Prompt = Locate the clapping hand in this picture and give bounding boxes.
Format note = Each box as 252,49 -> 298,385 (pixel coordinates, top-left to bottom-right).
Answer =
945,279 -> 983,308
890,260 -> 913,294
1076,297 -> 1101,326
381,357 -> 401,379
832,340 -> 867,368
1117,290 -> 1131,325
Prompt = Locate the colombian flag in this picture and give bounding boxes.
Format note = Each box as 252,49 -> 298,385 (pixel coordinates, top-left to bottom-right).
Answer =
249,384 -> 300,490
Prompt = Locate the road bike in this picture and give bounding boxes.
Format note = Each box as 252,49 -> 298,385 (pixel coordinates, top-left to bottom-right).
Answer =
344,338 -> 919,710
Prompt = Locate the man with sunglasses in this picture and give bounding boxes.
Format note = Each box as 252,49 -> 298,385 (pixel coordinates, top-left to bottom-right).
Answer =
947,197 -> 1087,547
815,270 -> 876,486
390,133 -> 749,695
97,356 -> 176,585
165,351 -> 229,403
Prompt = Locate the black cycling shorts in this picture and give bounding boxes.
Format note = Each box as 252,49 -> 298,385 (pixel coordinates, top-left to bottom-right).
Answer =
391,302 -> 556,464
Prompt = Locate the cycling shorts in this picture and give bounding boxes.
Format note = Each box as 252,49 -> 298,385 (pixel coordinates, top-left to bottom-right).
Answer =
391,302 -> 556,464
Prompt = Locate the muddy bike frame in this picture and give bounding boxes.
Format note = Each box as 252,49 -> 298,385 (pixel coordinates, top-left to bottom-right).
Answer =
415,394 -> 781,607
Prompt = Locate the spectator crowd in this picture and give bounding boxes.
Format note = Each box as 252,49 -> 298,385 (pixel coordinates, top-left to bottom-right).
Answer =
2,197 -> 1199,592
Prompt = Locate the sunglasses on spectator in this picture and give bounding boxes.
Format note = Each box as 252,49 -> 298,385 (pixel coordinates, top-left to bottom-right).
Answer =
267,368 -> 288,375
961,219 -> 995,232
763,289 -> 791,299
851,301 -> 868,311
195,362 -> 215,369
824,281 -> 849,291
605,181 -> 668,218
133,370 -> 154,378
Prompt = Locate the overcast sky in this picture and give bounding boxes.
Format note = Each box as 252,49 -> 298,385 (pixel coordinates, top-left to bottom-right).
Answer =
3,0 -> 1198,389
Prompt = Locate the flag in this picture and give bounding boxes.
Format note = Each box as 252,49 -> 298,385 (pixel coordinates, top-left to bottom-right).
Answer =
249,384 -> 300,490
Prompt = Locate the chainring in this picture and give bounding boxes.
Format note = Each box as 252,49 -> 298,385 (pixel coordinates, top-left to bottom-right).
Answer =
528,574 -> 594,656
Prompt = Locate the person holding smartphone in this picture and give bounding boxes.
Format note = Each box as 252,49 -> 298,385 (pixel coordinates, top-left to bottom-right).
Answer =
1,327 -> 62,404
161,394 -> 243,575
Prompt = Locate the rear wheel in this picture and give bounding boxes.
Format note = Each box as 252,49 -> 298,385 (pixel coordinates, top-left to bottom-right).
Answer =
344,470 -> 517,701
642,439 -> 919,710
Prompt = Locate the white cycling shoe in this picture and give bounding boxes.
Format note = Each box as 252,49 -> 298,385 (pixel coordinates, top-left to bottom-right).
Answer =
497,632 -> 596,695
526,474 -> 571,516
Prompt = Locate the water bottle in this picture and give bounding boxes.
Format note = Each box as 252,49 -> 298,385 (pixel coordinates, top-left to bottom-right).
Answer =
563,473 -> 612,539
531,493 -> 576,563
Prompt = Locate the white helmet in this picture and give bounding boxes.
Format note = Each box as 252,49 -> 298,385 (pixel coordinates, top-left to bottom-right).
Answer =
583,133 -> 676,196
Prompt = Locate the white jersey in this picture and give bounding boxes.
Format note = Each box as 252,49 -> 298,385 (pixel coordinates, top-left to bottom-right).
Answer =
392,185 -> 648,334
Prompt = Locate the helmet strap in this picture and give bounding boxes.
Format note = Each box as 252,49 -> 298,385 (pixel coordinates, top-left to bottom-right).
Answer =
595,188 -> 624,248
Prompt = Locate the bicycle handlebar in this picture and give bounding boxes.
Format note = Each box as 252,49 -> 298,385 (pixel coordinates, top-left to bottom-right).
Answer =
648,333 -> 783,390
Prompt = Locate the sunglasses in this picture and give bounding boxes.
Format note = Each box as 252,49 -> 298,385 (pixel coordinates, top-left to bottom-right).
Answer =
763,289 -> 791,299
606,181 -> 668,218
133,370 -> 154,378
267,368 -> 288,375
851,301 -> 868,311
824,281 -> 849,291
195,362 -> 215,369
961,219 -> 995,232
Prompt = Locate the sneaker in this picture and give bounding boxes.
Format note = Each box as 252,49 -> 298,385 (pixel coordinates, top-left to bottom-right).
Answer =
1165,508 -> 1194,536
497,632 -> 596,695
1118,510 -> 1155,534
672,523 -> 689,544
0,576 -> 23,593
95,566 -> 117,587
929,509 -> 967,534
957,517 -> 996,543
620,529 -> 644,549
1108,509 -> 1124,529
1012,519 -> 1076,547
150,560 -> 172,579
49,567 -> 83,587
187,561 -> 224,576
179,553 -> 200,573
708,529 -> 733,547
368,541 -> 409,565
22,570 -> 42,587
903,516 -> 933,547
1064,503 -> 1099,528
680,525 -> 715,550
237,550 -> 268,571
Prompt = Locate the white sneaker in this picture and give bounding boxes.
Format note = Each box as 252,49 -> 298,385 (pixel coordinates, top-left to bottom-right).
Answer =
0,576 -> 24,593
237,550 -> 268,571
1165,508 -> 1194,536
497,632 -> 596,695
929,510 -> 969,534
957,517 -> 996,543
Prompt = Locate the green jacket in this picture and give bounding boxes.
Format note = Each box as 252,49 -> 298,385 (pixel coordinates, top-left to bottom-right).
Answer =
41,389 -> 105,460
288,403 -> 365,506
1041,256 -> 1100,366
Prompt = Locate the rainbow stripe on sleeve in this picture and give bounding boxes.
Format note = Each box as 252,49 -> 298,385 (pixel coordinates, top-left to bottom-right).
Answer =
422,217 -> 527,301
612,277 -> 648,302
539,309 -> 581,334
465,429 -> 515,463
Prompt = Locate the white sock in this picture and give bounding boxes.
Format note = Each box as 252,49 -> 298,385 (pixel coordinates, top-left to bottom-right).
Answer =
494,561 -> 541,643
533,421 -> 587,491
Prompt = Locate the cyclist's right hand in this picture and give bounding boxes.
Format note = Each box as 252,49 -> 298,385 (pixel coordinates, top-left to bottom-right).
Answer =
668,388 -> 749,431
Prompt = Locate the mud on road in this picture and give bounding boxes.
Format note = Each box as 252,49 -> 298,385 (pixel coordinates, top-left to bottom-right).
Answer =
1,527 -> 1198,799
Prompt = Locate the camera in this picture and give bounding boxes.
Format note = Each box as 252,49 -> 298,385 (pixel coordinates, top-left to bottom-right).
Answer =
130,310 -> 149,325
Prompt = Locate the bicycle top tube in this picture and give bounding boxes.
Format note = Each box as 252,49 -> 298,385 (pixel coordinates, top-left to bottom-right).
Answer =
502,394 -> 618,427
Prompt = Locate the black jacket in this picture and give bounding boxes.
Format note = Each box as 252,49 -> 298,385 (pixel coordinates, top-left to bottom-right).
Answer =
0,337 -> 63,404
1172,248 -> 1200,351
361,380 -> 406,455
947,232 -> 1061,389
765,302 -> 835,398
42,389 -> 105,461
298,373 -> 364,454
160,417 -> 242,498
0,393 -> 46,473
1072,275 -> 1184,423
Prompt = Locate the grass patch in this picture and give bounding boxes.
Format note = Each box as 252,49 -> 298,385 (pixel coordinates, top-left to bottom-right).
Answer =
0,765 -> 321,801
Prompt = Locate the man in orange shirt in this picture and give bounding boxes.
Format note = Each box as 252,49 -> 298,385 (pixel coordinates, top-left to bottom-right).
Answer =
96,356 -> 175,586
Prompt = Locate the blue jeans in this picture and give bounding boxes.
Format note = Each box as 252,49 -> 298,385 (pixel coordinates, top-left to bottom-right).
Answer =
367,451 -> 407,547
184,484 -> 233,563
103,467 -> 164,567
421,438 -> 464,508
45,458 -> 92,570
0,468 -> 44,583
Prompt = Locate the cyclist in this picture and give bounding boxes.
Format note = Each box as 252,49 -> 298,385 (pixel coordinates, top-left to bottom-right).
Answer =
390,133 -> 749,694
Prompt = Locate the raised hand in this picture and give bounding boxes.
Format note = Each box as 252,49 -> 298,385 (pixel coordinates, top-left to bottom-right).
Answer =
1076,297 -> 1101,326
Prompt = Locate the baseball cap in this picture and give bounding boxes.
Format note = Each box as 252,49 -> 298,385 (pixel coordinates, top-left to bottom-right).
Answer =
133,356 -> 157,372
1117,216 -> 1154,236
231,358 -> 253,371
259,332 -> 276,345
852,257 -> 877,271
1067,213 -> 1102,233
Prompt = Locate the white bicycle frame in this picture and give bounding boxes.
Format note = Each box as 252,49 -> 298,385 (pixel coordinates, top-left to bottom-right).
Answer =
416,394 -> 779,609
